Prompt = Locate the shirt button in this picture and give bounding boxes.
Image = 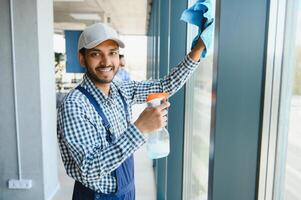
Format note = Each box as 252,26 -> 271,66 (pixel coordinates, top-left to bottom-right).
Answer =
107,100 -> 113,106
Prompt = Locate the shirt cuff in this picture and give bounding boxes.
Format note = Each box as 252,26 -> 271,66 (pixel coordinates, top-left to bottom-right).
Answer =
185,54 -> 201,70
124,124 -> 147,149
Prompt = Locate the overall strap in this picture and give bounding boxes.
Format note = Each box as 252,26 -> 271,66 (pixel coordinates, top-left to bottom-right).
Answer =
76,86 -> 110,130
76,86 -> 129,144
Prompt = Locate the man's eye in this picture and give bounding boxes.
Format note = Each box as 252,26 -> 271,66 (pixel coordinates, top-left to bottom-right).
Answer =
91,53 -> 100,57
111,52 -> 118,56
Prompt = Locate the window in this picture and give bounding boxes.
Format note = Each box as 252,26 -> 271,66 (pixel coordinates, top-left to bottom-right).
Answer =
183,0 -> 216,199
281,1 -> 301,199
258,0 -> 301,199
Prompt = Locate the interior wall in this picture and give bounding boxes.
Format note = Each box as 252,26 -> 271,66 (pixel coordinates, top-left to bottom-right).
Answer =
0,0 -> 58,199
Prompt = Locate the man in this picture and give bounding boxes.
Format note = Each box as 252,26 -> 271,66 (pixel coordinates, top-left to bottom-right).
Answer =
57,23 -> 205,200
114,54 -> 131,82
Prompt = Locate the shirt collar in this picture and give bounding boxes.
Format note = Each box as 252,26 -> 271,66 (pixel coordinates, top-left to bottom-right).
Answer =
80,74 -> 119,104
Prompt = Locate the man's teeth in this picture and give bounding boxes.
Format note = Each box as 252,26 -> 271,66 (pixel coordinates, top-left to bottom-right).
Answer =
98,67 -> 112,72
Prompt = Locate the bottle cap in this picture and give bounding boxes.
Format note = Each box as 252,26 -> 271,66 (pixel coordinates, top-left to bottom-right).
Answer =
146,93 -> 169,102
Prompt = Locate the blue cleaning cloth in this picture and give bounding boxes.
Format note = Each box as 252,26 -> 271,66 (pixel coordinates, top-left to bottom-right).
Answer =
180,0 -> 214,58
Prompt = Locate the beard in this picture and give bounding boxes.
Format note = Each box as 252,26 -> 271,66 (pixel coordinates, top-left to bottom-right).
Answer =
86,69 -> 113,84
84,60 -> 117,84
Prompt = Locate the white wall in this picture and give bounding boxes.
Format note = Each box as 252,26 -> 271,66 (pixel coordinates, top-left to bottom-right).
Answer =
0,0 -> 58,199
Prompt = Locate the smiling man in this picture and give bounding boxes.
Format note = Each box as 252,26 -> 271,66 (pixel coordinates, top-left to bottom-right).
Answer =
78,39 -> 121,94
57,23 -> 205,200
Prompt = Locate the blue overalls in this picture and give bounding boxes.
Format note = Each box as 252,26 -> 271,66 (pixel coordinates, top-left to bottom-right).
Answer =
72,86 -> 135,200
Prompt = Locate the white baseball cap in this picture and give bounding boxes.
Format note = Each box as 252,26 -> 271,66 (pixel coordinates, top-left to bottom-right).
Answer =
77,23 -> 125,51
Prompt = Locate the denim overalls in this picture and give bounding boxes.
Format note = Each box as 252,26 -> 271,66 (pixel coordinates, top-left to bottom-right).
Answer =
72,86 -> 135,200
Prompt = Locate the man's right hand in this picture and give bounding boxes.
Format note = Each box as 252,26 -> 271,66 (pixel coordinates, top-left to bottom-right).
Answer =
134,99 -> 170,134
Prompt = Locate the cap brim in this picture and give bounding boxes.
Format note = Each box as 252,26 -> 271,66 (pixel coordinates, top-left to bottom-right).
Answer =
85,38 -> 125,49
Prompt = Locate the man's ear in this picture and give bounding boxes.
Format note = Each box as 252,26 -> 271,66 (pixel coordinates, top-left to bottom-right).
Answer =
78,52 -> 86,67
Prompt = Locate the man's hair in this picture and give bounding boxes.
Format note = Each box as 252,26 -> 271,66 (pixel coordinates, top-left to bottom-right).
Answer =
119,54 -> 124,59
79,48 -> 86,55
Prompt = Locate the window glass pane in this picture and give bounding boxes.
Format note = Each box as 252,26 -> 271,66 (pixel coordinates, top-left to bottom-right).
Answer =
189,54 -> 213,200
284,1 -> 301,199
183,0 -> 215,199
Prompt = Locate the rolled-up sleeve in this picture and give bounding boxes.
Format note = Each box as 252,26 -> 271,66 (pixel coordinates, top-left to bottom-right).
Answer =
121,55 -> 200,104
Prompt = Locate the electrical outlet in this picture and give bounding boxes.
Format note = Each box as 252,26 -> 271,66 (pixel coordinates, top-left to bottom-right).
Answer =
8,179 -> 32,189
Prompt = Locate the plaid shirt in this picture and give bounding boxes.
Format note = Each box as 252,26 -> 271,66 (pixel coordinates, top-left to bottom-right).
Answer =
57,55 -> 199,194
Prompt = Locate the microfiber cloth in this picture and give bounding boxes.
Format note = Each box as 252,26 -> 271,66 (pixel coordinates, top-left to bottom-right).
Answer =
180,0 -> 214,58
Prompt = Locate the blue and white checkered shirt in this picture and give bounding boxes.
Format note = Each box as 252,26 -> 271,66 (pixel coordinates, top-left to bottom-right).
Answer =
57,55 -> 199,194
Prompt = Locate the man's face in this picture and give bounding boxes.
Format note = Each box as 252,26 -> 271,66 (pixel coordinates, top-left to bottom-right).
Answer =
119,57 -> 126,68
79,40 -> 120,84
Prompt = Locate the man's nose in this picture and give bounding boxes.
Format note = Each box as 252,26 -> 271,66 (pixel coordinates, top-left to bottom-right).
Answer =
101,55 -> 111,66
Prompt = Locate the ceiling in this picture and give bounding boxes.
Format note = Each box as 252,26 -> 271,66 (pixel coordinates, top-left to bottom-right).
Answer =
53,0 -> 152,35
